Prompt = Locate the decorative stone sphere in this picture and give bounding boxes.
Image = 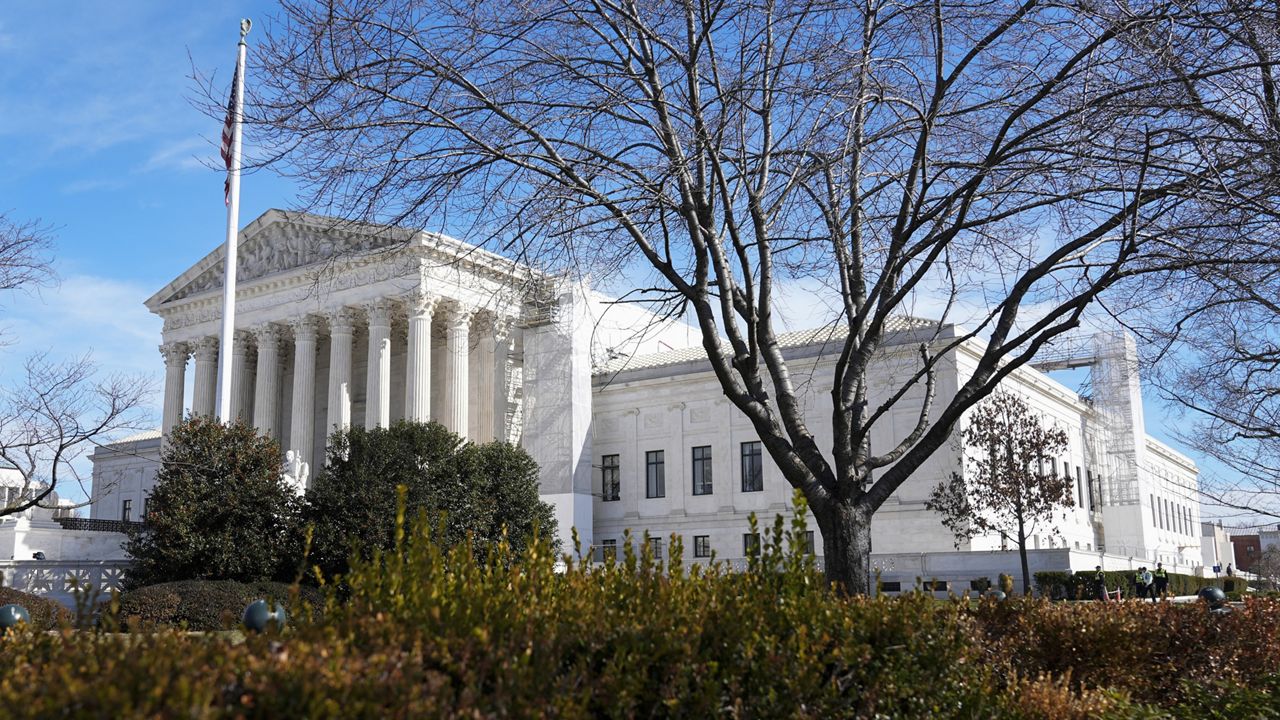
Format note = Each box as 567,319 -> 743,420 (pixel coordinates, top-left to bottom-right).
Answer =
0,604 -> 30,634
984,590 -> 1007,602
1198,586 -> 1227,607
241,599 -> 287,633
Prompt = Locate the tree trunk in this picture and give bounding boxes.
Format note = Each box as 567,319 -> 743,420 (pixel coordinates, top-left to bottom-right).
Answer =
1016,515 -> 1031,596
816,501 -> 874,594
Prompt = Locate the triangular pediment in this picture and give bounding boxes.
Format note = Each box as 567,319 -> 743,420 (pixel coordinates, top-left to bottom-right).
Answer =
146,210 -> 419,309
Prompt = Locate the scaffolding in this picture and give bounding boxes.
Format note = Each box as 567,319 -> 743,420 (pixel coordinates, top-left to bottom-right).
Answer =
1031,332 -> 1145,507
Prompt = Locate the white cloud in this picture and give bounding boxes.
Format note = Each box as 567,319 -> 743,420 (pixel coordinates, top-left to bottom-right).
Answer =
141,136 -> 216,174
0,274 -> 162,415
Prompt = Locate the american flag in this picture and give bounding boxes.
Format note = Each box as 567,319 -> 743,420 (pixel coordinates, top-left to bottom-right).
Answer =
220,63 -> 240,205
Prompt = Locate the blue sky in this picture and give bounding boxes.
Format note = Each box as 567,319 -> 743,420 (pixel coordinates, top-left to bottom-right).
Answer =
0,2 -> 1245,522
0,2 -> 290,410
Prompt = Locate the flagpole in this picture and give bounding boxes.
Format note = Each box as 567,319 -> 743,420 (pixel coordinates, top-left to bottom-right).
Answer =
216,18 -> 251,423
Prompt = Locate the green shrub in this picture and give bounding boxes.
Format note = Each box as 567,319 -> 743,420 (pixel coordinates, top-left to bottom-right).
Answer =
1034,569 -> 1224,600
0,586 -> 70,630
306,420 -> 557,582
116,580 -> 321,631
124,417 -> 303,588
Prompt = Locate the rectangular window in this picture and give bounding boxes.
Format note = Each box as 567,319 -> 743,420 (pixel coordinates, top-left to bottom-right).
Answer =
1076,467 -> 1084,509
1063,461 -> 1071,481
645,450 -> 665,498
691,446 -> 713,496
1086,470 -> 1095,511
743,532 -> 761,557
601,455 -> 620,502
879,581 -> 902,593
121,499 -> 133,523
693,535 -> 711,558
923,580 -> 950,592
804,530 -> 816,556
741,441 -> 764,492
142,497 -> 150,522
1150,494 -> 1156,526
650,537 -> 664,560
599,539 -> 617,563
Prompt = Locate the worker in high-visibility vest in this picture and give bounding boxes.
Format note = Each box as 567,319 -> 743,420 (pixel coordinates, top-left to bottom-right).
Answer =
1153,563 -> 1169,600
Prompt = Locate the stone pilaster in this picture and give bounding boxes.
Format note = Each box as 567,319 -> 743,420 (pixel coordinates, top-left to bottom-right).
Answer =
252,325 -> 283,440
160,342 -> 189,436
405,292 -> 437,423
230,330 -> 256,424
492,318 -> 515,443
444,304 -> 473,437
365,301 -> 393,430
289,317 -> 320,475
326,308 -> 357,439
191,337 -> 219,418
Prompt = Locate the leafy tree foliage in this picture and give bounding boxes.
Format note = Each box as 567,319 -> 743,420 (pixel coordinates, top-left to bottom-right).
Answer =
125,417 -> 302,588
305,420 -> 557,581
927,392 -> 1074,594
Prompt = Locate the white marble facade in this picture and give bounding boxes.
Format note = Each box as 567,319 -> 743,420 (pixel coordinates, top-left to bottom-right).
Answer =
87,208 -> 1205,589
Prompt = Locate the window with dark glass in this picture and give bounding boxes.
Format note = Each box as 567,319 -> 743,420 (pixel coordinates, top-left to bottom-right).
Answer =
691,446 -> 713,496
650,537 -> 664,560
601,454 -> 620,502
121,499 -> 133,523
599,538 -> 617,563
804,531 -> 815,555
645,450 -> 665,498
741,441 -> 763,492
693,535 -> 711,558
1076,467 -> 1084,508
743,532 -> 761,556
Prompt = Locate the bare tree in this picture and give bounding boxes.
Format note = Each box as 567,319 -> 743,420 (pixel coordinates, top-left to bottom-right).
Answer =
247,0 -> 1280,592
1135,255 -> 1280,521
0,215 -> 150,516
927,392 -> 1074,595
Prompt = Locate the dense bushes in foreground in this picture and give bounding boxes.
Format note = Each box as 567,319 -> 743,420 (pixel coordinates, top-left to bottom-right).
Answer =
1,499 -> 1278,717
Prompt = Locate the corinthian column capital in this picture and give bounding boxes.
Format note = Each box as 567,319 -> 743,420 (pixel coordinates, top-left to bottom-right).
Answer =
406,290 -> 439,318
193,336 -> 219,362
160,342 -> 190,368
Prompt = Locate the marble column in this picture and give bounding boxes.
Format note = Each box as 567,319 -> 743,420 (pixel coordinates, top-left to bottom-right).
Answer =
365,301 -> 393,430
191,337 -> 219,418
473,315 -> 497,442
160,342 -> 189,435
405,292 -> 437,423
252,325 -> 283,440
326,309 -> 357,439
444,304 -> 473,437
230,331 -> 256,424
290,317 -> 320,474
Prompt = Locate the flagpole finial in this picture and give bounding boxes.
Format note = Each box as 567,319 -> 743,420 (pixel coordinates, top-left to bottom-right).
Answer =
240,18 -> 252,40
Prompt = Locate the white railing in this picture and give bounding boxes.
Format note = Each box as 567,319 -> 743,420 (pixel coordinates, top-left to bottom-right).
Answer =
0,559 -> 131,607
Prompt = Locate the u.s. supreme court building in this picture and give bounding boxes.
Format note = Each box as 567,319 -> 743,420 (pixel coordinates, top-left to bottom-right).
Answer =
85,209 -> 1207,591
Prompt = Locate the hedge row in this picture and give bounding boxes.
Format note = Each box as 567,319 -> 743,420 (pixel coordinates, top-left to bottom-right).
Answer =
0,499 -> 1278,717
1033,569 -> 1248,600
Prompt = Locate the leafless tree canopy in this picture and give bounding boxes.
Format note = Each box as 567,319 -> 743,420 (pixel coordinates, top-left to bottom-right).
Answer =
0,215 -> 150,517
1138,246 -> 1280,521
249,0 -> 1280,591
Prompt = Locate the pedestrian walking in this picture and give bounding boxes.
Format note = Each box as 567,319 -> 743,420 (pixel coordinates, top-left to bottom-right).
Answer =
1153,563 -> 1169,600
1094,565 -> 1107,601
1141,566 -> 1156,601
